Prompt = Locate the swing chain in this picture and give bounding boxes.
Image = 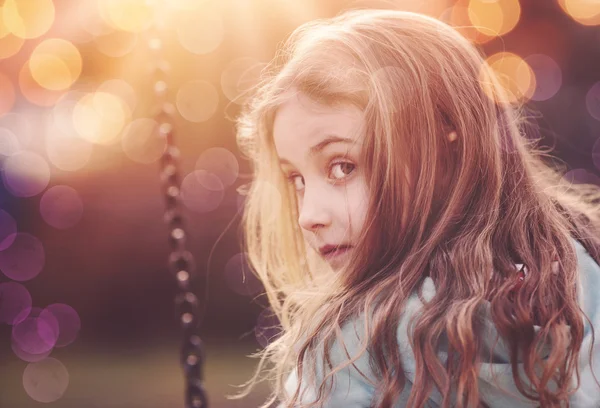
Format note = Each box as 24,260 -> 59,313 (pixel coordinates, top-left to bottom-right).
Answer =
148,33 -> 209,408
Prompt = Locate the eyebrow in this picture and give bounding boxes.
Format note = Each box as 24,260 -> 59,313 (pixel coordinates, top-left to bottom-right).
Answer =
278,135 -> 354,165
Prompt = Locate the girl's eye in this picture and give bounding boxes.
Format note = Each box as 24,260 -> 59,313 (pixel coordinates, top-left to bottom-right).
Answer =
287,174 -> 305,191
285,161 -> 355,192
330,161 -> 355,181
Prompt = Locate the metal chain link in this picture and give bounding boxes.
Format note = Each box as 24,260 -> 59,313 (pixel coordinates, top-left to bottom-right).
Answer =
145,19 -> 209,408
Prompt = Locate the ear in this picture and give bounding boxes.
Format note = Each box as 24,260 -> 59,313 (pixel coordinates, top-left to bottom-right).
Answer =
447,131 -> 458,142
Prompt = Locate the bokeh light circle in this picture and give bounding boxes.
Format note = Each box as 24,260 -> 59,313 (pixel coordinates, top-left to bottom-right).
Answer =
3,151 -> 51,197
0,232 -> 45,281
468,0 -> 521,39
100,0 -> 154,33
46,130 -> 94,172
0,127 -> 20,159
19,61 -> 65,107
121,118 -> 167,164
0,70 -> 16,116
195,147 -> 239,188
167,0 -> 209,10
525,54 -> 562,102
23,357 -> 69,403
180,170 -> 225,213
50,91 -> 99,169
29,39 -> 82,91
79,2 -> 113,38
73,91 -> 130,145
12,307 -> 59,355
12,336 -> 52,362
176,80 -> 219,123
95,30 -> 138,58
559,0 -> 600,26
2,0 -> 55,39
0,282 -> 32,325
482,52 -> 536,104
51,91 -> 84,134
224,252 -> 263,296
467,0 -> 503,40
0,28 -> 24,59
40,185 -> 84,229
97,79 -> 138,112
43,303 -> 81,347
176,7 -> 224,55
0,112 -> 33,149
439,5 -> 482,43
0,208 -> 17,250
564,168 -> 600,186
586,82 -> 600,121
221,58 -> 266,105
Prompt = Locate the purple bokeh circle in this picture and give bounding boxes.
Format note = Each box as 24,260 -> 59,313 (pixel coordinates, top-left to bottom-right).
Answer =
0,281 -> 32,325
0,232 -> 45,281
42,303 -> 81,347
0,208 -> 17,250
12,307 -> 59,355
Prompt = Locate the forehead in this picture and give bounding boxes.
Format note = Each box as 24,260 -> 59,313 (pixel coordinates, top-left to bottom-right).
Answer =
272,91 -> 364,156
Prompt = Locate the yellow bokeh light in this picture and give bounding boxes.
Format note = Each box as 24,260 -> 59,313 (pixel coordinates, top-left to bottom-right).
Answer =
29,39 -> 82,91
559,0 -> 600,26
0,71 -> 15,116
167,0 -> 208,11
468,0 -> 504,38
97,79 -> 138,112
468,0 -> 521,42
0,6 -> 11,39
46,131 -> 94,172
176,7 -> 224,55
99,0 -> 154,33
0,32 -> 24,59
482,52 -> 536,104
29,54 -> 71,91
443,5 -> 484,44
176,80 -> 219,123
94,31 -> 138,58
72,92 -> 131,145
221,57 -> 267,105
2,0 -> 55,39
19,61 -> 65,107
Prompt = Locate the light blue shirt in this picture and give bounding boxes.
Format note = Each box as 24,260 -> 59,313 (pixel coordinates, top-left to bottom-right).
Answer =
281,238 -> 600,407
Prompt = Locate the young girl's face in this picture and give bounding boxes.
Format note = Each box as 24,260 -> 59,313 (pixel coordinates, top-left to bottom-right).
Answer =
272,91 -> 369,270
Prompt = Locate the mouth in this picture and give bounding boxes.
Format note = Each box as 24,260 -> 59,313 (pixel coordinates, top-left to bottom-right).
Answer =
320,245 -> 353,260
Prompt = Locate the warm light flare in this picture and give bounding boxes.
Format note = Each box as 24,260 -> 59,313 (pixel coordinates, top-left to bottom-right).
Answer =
0,71 -> 16,116
463,0 -> 521,43
2,0 -> 55,39
481,52 -> 536,104
559,0 -> 600,26
19,61 -> 65,107
72,92 -> 131,145
99,0 -> 154,33
29,39 -> 82,91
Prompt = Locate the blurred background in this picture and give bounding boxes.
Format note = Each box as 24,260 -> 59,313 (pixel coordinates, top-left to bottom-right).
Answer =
0,0 -> 600,407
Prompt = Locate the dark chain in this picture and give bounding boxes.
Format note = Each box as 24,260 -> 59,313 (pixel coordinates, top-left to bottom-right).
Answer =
146,23 -> 209,408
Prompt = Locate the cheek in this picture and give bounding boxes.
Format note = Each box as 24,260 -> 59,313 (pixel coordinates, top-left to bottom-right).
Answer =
348,183 -> 369,231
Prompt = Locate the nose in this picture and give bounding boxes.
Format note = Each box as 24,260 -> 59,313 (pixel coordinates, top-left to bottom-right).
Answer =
297,184 -> 332,231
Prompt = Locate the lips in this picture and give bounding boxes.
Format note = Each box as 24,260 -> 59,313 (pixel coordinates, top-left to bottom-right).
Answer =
319,244 -> 352,257
321,245 -> 352,265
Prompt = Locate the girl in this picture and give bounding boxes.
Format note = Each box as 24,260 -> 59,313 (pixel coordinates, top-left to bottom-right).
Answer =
232,8 -> 600,408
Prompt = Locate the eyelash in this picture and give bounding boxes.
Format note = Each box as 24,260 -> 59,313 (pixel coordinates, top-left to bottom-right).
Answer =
285,160 -> 356,191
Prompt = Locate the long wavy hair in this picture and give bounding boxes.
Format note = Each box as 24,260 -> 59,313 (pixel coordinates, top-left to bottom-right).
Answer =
231,8 -> 600,408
